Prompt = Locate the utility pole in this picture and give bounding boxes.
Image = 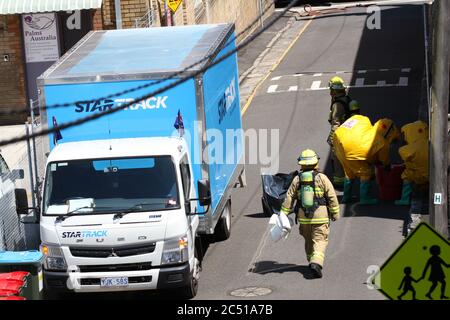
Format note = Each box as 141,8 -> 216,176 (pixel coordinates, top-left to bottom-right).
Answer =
429,0 -> 450,237
114,0 -> 123,29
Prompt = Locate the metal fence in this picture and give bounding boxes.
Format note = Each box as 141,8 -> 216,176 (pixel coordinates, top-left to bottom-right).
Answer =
0,100 -> 45,250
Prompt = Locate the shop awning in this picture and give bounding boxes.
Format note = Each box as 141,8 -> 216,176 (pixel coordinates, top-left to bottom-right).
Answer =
0,0 -> 103,15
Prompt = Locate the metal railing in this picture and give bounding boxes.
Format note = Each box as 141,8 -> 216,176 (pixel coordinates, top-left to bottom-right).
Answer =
135,8 -> 158,28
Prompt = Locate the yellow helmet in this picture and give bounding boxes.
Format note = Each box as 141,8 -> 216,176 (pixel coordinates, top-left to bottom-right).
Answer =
329,76 -> 346,90
298,149 -> 319,166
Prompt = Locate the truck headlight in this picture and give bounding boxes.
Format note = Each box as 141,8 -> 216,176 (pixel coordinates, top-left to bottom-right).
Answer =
161,236 -> 188,265
40,244 -> 67,271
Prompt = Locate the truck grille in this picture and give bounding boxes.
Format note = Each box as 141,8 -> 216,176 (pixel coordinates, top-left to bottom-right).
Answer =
70,243 -> 156,258
78,262 -> 152,273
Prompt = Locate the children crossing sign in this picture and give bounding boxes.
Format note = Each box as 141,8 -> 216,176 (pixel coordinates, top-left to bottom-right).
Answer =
167,0 -> 183,13
375,222 -> 449,300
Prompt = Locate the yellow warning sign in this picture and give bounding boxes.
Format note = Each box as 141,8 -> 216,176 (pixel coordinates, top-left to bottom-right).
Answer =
376,222 -> 450,300
167,0 -> 183,13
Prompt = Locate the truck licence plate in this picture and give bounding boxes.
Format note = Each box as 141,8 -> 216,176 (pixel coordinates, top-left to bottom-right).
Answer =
100,277 -> 129,287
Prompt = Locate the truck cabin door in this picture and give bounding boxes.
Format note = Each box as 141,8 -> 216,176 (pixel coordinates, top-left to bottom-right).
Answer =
179,155 -> 198,228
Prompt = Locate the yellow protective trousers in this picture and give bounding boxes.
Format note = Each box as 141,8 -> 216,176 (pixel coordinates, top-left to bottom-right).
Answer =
299,223 -> 330,267
334,140 -> 374,181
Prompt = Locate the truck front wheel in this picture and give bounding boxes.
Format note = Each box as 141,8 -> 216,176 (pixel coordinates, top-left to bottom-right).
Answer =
180,247 -> 200,299
214,200 -> 231,242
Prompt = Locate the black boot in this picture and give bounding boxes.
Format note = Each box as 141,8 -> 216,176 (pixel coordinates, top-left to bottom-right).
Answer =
310,263 -> 323,278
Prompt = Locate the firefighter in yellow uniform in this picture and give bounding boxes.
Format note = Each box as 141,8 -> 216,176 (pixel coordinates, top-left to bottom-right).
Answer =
281,149 -> 340,278
333,115 -> 400,204
327,76 -> 355,187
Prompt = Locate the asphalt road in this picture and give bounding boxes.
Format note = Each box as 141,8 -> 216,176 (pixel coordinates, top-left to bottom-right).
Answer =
194,3 -> 425,300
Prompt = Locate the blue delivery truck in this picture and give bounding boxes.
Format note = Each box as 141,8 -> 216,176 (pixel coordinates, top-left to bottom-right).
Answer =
27,24 -> 245,298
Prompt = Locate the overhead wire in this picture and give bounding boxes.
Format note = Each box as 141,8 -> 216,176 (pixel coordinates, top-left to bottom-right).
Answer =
0,0 -> 299,148
0,0 -> 278,116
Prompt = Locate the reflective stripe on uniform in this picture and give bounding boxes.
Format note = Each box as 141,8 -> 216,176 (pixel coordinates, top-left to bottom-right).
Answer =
281,206 -> 290,215
311,251 -> 325,263
328,206 -> 340,214
299,218 -> 330,224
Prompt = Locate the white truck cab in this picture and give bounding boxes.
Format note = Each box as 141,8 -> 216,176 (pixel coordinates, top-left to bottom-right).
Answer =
39,138 -> 203,297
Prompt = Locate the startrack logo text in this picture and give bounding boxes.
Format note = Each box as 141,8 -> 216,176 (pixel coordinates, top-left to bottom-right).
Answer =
61,230 -> 108,238
74,96 -> 168,113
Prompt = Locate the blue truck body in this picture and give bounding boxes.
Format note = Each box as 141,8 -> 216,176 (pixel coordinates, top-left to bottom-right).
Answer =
38,24 -> 244,233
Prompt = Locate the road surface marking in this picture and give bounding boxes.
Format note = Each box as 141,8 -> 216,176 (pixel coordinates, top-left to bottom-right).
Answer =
355,78 -> 365,87
267,67 -> 413,81
377,80 -> 386,86
310,81 -> 322,90
288,86 -> 298,91
267,85 -> 279,93
241,18 -> 315,116
399,77 -> 408,86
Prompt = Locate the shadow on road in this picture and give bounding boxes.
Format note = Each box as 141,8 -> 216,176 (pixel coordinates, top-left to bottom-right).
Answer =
250,260 -> 317,280
245,212 -> 268,218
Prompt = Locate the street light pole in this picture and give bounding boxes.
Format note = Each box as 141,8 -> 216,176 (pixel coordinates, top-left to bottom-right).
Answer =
429,0 -> 450,237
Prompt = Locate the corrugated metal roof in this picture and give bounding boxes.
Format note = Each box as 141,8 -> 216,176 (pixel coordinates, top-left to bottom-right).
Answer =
0,0 -> 103,15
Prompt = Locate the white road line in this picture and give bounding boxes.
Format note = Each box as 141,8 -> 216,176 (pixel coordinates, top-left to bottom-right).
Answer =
401,68 -> 411,72
399,77 -> 409,86
357,70 -> 367,74
288,86 -> 298,92
355,78 -> 365,87
313,73 -> 322,77
294,73 -> 304,77
310,81 -> 322,90
267,85 -> 279,93
267,81 -> 412,94
379,68 -> 389,72
271,76 -> 282,81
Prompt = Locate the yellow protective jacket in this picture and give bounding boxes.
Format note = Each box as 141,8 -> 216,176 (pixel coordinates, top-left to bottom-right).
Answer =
399,121 -> 429,185
333,115 -> 399,166
281,172 -> 340,224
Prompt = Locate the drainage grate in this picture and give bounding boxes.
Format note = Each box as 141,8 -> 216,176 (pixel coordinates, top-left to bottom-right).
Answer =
229,286 -> 272,297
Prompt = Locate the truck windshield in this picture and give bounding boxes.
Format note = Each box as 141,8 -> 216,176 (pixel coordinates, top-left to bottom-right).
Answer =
43,156 -> 180,215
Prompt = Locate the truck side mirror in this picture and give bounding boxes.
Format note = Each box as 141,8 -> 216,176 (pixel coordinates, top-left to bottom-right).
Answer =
15,188 -> 29,216
15,188 -> 39,223
198,179 -> 211,206
11,169 -> 24,181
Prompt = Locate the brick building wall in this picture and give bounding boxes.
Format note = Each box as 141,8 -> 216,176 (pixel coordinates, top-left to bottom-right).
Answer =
121,0 -> 150,28
0,15 -> 27,124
